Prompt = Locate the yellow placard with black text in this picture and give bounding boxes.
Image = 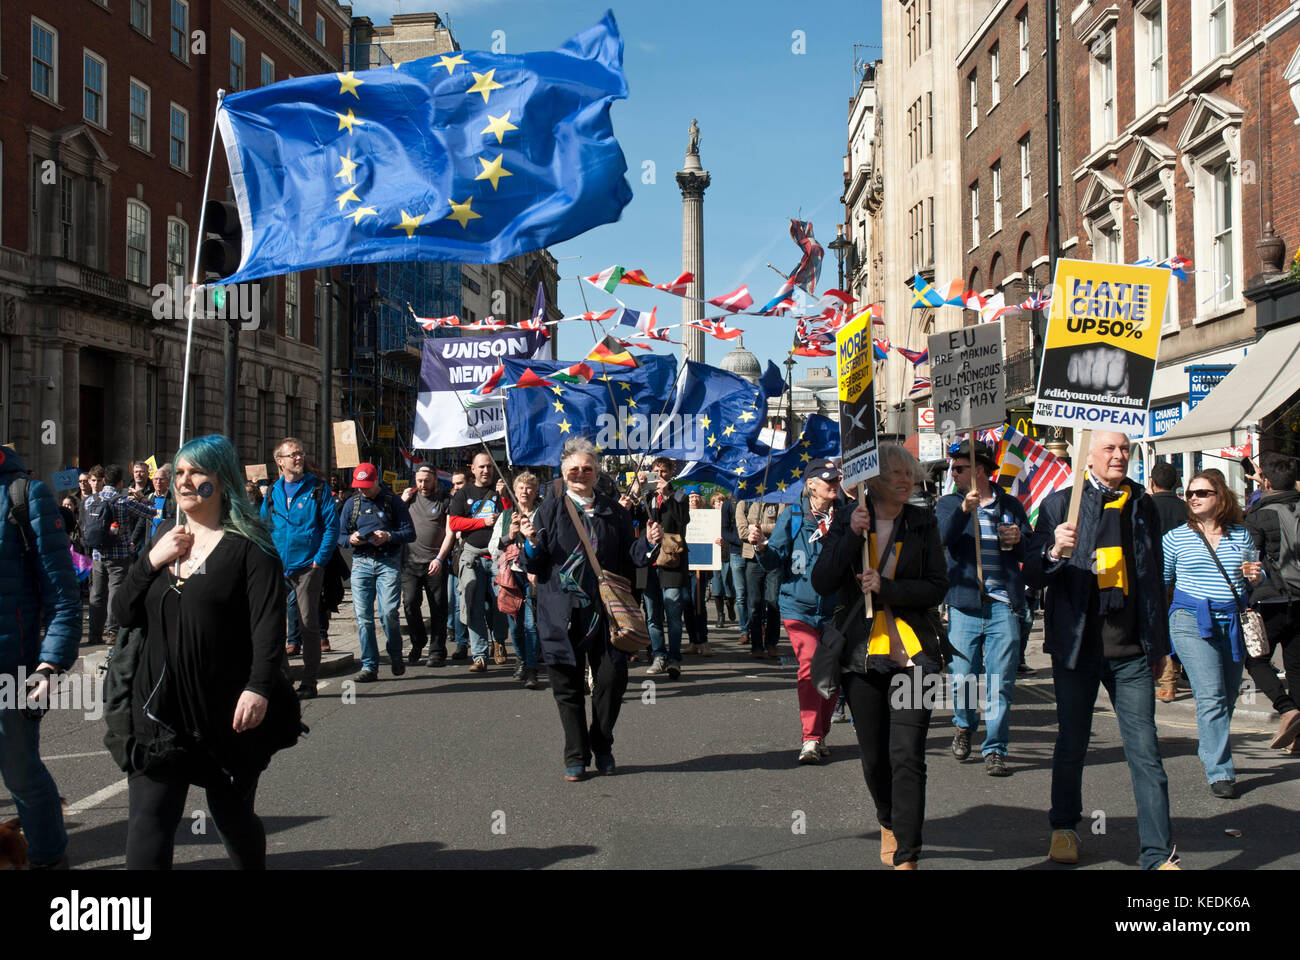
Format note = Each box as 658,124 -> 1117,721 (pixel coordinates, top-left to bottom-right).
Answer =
1033,258 -> 1170,436
835,310 -> 879,485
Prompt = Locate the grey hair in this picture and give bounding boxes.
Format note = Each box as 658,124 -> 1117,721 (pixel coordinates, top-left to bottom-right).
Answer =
560,436 -> 598,466
868,443 -> 924,489
153,463 -> 172,480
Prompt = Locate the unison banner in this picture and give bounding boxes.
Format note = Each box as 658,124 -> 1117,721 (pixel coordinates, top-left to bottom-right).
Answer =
1033,259 -> 1169,436
413,330 -> 548,449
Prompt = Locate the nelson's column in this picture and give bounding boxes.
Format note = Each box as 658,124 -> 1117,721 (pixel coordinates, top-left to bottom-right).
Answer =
677,119 -> 710,363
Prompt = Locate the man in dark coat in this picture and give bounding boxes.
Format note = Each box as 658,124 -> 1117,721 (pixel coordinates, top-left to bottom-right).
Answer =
633,458 -> 690,679
1023,432 -> 1175,870
1148,461 -> 1187,536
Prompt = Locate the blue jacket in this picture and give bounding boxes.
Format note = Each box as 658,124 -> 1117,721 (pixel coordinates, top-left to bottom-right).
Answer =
1023,477 -> 1170,669
934,488 -> 1032,614
261,473 -> 338,575
756,500 -> 839,628
0,448 -> 81,673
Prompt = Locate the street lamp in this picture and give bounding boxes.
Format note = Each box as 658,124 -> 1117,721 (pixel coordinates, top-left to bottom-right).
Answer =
783,352 -> 798,439
828,224 -> 851,293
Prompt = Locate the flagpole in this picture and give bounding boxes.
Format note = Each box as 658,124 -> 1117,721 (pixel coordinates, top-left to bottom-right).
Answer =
576,278 -> 633,488
407,303 -> 514,496
178,89 -> 227,453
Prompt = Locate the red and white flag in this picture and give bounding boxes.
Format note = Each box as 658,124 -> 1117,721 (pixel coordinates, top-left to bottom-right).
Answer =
415,314 -> 461,330
654,271 -> 693,296
688,317 -> 743,340
707,285 -> 754,313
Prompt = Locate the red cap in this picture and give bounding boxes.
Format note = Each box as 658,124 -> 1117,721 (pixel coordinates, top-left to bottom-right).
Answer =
351,463 -> 379,488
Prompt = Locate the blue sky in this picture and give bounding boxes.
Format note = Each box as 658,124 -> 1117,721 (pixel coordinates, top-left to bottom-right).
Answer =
349,0 -> 882,378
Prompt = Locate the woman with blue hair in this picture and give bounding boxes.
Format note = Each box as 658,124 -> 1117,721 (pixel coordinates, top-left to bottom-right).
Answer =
113,434 -> 302,869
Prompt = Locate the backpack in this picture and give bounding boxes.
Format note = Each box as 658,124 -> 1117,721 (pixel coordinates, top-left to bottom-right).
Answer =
5,476 -> 33,555
81,493 -> 120,550
349,488 -> 396,530
1262,501 -> 1300,595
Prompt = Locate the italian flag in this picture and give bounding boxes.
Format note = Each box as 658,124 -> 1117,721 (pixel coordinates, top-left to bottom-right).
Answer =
585,265 -> 626,293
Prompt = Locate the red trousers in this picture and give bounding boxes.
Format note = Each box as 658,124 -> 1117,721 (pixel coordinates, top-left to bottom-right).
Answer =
785,618 -> 839,742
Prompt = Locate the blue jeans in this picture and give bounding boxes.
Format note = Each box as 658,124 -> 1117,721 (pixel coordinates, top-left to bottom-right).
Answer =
948,600 -> 1021,756
0,707 -> 66,864
509,587 -> 540,668
351,553 -> 403,672
457,554 -> 494,660
729,554 -> 750,632
643,567 -> 684,663
1170,609 -> 1242,784
446,572 -> 469,649
1050,652 -> 1173,869
711,563 -> 735,600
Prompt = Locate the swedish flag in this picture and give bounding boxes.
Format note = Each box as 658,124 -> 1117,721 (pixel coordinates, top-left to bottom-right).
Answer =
213,12 -> 632,283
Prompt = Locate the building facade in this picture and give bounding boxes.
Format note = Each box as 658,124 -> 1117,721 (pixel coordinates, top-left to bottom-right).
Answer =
1065,0 -> 1300,479
1,0 -> 352,481
872,0 -> 996,435
958,0 -> 1085,410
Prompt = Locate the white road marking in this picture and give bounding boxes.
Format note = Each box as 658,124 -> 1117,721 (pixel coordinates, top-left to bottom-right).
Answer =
65,778 -> 130,816
42,751 -> 111,761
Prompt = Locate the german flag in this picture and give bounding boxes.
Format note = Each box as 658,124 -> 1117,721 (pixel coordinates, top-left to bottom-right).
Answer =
585,335 -> 639,367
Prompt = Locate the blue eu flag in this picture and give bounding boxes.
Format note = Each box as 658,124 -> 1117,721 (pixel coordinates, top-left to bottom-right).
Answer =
213,12 -> 632,284
650,361 -> 766,463
503,355 -> 677,467
682,414 -> 841,503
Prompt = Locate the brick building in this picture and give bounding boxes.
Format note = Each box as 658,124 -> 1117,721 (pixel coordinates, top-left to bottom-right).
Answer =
0,0 -> 351,482
958,0 -> 1086,409
1064,0 -> 1300,479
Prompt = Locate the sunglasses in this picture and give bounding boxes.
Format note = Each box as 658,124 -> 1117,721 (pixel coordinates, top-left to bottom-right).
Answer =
951,464 -> 971,474
1186,489 -> 1217,499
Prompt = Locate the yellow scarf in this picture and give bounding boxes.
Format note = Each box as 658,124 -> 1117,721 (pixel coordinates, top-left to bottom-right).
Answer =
865,531 -> 924,662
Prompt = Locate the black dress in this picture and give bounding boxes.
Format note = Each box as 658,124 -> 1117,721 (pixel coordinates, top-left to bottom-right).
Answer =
113,523 -> 295,787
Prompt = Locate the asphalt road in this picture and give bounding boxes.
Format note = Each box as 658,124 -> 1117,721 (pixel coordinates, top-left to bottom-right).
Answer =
11,613 -> 1299,871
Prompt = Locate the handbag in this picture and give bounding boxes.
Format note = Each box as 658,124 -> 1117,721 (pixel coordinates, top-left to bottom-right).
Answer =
494,542 -> 525,616
562,494 -> 650,653
811,595 -> 863,700
1192,527 -> 1269,659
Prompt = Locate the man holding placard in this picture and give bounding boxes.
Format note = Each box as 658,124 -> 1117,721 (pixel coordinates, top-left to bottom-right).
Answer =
1024,432 -> 1176,869
934,440 -> 1031,777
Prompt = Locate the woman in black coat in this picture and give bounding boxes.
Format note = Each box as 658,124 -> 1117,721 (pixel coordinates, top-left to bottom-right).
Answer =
111,434 -> 300,869
520,437 -> 650,781
811,443 -> 949,869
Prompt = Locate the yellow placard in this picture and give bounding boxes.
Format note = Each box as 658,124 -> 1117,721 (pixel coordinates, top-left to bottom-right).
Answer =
1034,259 -> 1171,434
377,424 -> 396,439
144,455 -> 158,477
382,470 -> 401,488
835,310 -> 875,404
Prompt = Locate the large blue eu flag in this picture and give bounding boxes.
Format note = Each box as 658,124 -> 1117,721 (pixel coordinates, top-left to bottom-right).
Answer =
213,12 -> 632,284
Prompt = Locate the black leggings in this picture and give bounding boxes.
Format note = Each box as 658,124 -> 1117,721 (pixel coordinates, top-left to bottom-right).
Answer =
126,770 -> 265,869
842,668 -> 932,866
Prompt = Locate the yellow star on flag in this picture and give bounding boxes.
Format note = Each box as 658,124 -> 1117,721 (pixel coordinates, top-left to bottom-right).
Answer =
799,452 -> 812,463
619,381 -> 633,392
347,206 -> 377,225
552,400 -> 565,413
737,480 -> 748,491
335,186 -> 360,211
790,467 -> 801,479
733,464 -> 746,475
626,398 -> 637,409
550,384 -> 564,396
738,410 -> 755,423
336,109 -> 365,134
800,440 -> 811,448
447,197 -> 482,228
467,69 -> 504,102
777,481 -> 788,492
699,414 -> 712,431
557,418 -> 572,435
437,53 -> 468,75
707,435 -> 717,447
392,210 -> 424,238
475,154 -> 513,191
722,424 -> 736,438
755,485 -> 766,496
337,72 -> 364,98
334,152 -> 358,184
481,111 -> 518,144
593,444 -> 604,455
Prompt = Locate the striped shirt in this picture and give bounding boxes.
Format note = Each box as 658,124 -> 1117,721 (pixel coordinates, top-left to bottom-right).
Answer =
976,501 -> 1011,605
1162,523 -> 1255,602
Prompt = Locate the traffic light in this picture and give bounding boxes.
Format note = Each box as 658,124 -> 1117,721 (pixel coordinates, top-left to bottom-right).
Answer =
198,200 -> 242,280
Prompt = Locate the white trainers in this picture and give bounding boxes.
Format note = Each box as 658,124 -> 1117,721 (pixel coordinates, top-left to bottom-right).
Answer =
646,656 -> 667,676
798,740 -> 822,764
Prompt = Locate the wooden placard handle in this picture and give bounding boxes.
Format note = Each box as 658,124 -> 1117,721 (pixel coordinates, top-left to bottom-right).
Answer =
1059,428 -> 1090,559
859,486 -> 874,619
967,431 -> 984,586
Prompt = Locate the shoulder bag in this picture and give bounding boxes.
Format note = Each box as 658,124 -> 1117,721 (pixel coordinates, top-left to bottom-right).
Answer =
1192,527 -> 1269,658
811,594 -> 863,701
561,495 -> 650,653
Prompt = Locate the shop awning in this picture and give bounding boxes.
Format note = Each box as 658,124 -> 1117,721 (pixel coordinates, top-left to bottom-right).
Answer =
1153,323 -> 1300,455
